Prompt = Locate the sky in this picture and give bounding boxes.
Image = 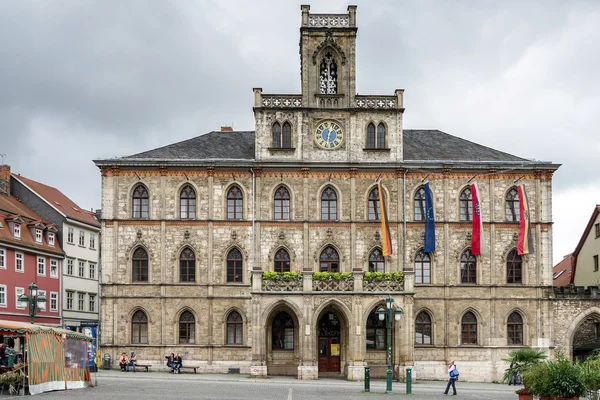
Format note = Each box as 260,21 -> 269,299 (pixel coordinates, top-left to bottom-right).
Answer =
1,0 -> 599,265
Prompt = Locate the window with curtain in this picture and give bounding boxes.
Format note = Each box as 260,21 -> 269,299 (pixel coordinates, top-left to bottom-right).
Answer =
321,187 -> 338,221
461,312 -> 478,345
274,186 -> 290,220
459,187 -> 472,221
132,185 -> 149,218
227,186 -> 243,220
368,248 -> 384,273
414,187 -> 426,221
368,187 -> 380,221
507,312 -> 523,345
505,187 -> 520,222
460,249 -> 477,284
415,312 -> 432,345
131,310 -> 148,344
132,247 -> 148,282
272,312 -> 294,350
366,308 -> 387,350
179,247 -> 196,283
274,248 -> 290,272
415,250 -> 431,284
506,249 -> 522,284
319,246 -> 339,272
227,311 -> 243,345
227,248 -> 243,283
179,311 -> 195,344
180,185 -> 196,219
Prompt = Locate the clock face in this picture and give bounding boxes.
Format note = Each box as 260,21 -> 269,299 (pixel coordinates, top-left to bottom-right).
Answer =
315,120 -> 344,149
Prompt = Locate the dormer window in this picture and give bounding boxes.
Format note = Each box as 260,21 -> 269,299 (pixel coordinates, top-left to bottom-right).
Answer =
48,233 -> 55,246
35,229 -> 43,243
13,223 -> 21,239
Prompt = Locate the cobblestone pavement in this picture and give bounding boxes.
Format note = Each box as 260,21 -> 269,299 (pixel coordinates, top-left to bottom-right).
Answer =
1,370 -> 522,399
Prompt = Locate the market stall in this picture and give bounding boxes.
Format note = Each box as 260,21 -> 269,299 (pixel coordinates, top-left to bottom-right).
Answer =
0,320 -> 92,395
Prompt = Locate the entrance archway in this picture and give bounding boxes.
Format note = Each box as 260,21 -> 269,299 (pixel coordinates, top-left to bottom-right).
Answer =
318,311 -> 341,373
572,312 -> 600,361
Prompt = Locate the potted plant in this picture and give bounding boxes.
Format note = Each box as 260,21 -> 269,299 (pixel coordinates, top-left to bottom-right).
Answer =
515,386 -> 533,400
503,347 -> 547,393
523,354 -> 586,400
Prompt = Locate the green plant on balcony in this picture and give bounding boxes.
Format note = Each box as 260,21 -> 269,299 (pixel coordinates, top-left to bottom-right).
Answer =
262,271 -> 303,281
363,271 -> 404,282
312,272 -> 354,281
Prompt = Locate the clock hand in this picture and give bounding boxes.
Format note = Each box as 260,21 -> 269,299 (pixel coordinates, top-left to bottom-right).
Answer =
327,129 -> 332,144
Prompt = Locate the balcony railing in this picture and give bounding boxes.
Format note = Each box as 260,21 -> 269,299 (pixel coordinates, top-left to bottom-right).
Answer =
256,271 -> 405,293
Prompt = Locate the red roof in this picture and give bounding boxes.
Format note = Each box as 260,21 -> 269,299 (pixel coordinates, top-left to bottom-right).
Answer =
11,174 -> 100,228
552,253 -> 574,286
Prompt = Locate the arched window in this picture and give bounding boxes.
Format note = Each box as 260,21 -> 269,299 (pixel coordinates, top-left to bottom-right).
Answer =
376,123 -> 386,149
415,312 -> 432,345
274,186 -> 290,220
131,310 -> 148,344
227,186 -> 243,220
132,185 -> 149,218
414,187 -> 426,221
272,311 -> 294,350
366,123 -> 376,149
226,248 -> 243,283
274,248 -> 290,272
227,311 -> 243,345
282,122 -> 292,148
319,52 -> 337,94
366,307 -> 387,350
180,185 -> 196,219
179,247 -> 195,283
321,187 -> 338,221
459,187 -> 472,221
506,249 -> 522,284
132,247 -> 148,282
368,187 -> 380,221
505,188 -> 520,222
319,246 -> 339,272
461,312 -> 477,345
415,250 -> 431,284
368,248 -> 384,273
460,249 -> 476,284
507,312 -> 523,345
272,122 -> 282,148
179,311 -> 195,344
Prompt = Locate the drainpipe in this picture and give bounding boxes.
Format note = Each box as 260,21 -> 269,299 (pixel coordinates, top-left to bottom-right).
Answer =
250,168 -> 256,270
403,169 -> 407,271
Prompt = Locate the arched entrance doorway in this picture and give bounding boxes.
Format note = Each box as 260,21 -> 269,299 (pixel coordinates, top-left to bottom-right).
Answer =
572,313 -> 600,361
318,311 -> 341,373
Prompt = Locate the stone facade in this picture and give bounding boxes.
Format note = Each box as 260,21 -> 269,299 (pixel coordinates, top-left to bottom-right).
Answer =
94,5 -> 576,383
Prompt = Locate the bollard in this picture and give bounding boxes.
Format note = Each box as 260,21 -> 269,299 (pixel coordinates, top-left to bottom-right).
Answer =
406,367 -> 412,394
364,366 -> 371,392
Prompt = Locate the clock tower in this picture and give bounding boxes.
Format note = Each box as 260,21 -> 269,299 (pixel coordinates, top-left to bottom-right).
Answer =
253,5 -> 404,164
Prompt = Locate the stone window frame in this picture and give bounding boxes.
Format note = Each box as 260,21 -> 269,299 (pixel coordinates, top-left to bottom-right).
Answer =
273,247 -> 291,272
414,248 -> 432,285
365,121 -> 389,150
225,247 -> 244,283
130,183 -> 150,219
459,185 -> 473,222
459,310 -> 480,346
506,310 -> 524,346
224,183 -> 246,221
368,247 -> 385,273
179,247 -> 196,283
459,248 -> 478,285
415,309 -> 434,346
319,184 -> 341,221
272,184 -> 292,221
506,248 -> 523,284
177,308 -> 196,345
271,310 -> 296,351
131,246 -> 150,283
130,308 -> 150,345
270,121 -> 294,149
319,245 -> 340,273
366,185 -> 380,221
224,308 -> 245,346
366,304 -> 388,351
178,183 -> 198,220
413,185 -> 426,222
505,186 -> 520,222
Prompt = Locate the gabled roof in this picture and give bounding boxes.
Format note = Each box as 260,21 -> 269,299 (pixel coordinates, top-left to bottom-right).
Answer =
109,129 -> 530,164
552,253 -> 574,286
11,174 -> 100,228
571,205 -> 600,282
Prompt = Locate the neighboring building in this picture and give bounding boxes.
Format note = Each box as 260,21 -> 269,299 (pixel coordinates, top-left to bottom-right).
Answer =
552,253 -> 574,286
0,165 -> 64,326
572,205 -> 600,286
10,173 -> 101,333
94,5 -> 561,382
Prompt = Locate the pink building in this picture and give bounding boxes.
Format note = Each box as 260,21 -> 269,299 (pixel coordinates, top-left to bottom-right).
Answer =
0,165 -> 64,326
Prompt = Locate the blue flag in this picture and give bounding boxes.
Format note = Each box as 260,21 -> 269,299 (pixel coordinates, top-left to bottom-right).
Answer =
424,182 -> 436,252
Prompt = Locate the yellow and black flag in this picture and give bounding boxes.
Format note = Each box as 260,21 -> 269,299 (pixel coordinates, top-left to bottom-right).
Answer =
377,179 -> 392,256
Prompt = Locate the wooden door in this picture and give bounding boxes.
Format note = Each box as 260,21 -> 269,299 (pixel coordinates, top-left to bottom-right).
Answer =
318,312 -> 341,373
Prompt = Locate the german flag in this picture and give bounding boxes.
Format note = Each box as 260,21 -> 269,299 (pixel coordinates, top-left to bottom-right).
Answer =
517,184 -> 534,255
377,179 -> 392,256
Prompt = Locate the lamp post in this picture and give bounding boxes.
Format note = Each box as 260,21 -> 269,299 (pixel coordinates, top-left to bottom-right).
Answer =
18,282 -> 47,324
375,294 -> 403,394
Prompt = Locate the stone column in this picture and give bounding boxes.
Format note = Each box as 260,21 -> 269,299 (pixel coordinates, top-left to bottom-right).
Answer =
298,294 -> 317,380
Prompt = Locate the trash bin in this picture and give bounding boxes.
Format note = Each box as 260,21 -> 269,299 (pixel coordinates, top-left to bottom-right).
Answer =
7,354 -> 15,367
364,366 -> 370,392
103,354 -> 111,370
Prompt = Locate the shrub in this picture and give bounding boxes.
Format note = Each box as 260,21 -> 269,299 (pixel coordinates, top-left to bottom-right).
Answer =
523,354 -> 586,398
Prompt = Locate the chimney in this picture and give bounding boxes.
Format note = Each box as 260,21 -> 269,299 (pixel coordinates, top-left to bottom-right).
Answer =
0,165 -> 10,196
220,126 -> 233,132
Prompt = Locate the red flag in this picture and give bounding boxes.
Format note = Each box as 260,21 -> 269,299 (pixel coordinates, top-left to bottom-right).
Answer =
471,182 -> 488,255
517,184 -> 534,255
377,179 -> 392,256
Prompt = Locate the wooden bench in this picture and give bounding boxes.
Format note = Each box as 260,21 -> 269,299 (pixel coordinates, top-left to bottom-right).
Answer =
132,364 -> 152,372
180,366 -> 197,374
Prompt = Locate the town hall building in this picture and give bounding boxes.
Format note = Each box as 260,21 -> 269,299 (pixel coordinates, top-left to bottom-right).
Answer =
95,5 -> 562,382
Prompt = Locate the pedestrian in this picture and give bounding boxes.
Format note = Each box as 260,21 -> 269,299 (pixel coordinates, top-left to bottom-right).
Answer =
127,351 -> 137,372
443,360 -> 458,395
508,362 -> 518,385
165,353 -> 175,373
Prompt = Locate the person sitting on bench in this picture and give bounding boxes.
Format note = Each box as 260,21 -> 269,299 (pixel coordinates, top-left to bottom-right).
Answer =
173,354 -> 182,374
119,353 -> 128,371
127,351 -> 137,372
165,353 -> 175,373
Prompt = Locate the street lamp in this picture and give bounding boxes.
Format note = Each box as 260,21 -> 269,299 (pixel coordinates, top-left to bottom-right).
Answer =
18,282 -> 47,324
375,294 -> 403,394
